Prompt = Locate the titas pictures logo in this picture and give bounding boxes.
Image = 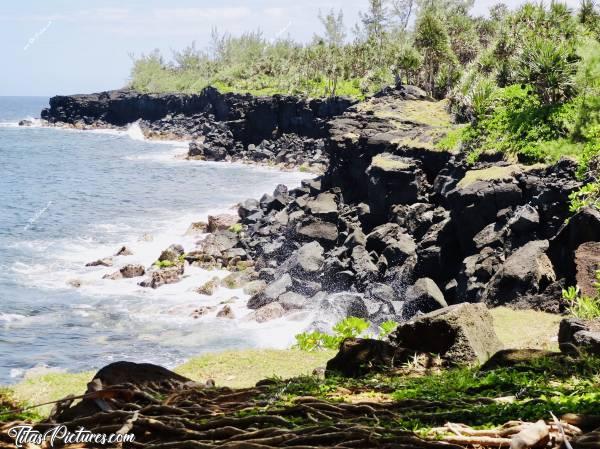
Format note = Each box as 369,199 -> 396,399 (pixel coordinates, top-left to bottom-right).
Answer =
8,425 -> 135,448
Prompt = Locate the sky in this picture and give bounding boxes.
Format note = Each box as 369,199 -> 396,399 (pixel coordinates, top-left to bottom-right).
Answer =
0,0 -> 582,96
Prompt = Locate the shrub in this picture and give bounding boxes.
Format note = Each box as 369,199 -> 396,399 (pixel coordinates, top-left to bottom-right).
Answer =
562,270 -> 600,319
293,317 -> 399,352
569,182 -> 600,213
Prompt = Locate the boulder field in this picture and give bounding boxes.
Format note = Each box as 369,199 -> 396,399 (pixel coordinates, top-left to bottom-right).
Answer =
41,85 -> 600,326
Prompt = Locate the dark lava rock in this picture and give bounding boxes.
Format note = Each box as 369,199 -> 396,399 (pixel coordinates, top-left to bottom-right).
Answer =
559,318 -> 600,356
325,338 -> 410,377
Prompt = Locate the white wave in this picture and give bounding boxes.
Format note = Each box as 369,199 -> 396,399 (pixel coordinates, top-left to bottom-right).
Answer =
126,121 -> 146,141
0,313 -> 26,323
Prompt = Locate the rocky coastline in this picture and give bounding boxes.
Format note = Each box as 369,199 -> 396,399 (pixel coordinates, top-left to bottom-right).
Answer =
39,85 -> 600,331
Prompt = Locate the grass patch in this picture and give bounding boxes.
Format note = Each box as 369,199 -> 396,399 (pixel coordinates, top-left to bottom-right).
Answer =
176,349 -> 334,388
457,164 -> 547,189
370,154 -> 412,171
490,307 -> 561,351
11,371 -> 93,418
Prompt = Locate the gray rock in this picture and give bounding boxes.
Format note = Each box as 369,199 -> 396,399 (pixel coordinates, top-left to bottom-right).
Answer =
403,278 -> 447,319
158,244 -> 185,263
248,302 -> 285,323
296,241 -> 325,273
86,258 -> 113,267
508,204 -> 540,233
247,273 -> 292,309
120,264 -> 145,279
279,291 -> 309,311
305,192 -> 338,220
297,220 -> 338,243
319,293 -> 368,321
391,303 -> 503,364
482,240 -> 556,305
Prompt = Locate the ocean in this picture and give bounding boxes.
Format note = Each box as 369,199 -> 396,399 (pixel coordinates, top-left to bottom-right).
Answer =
0,96 -> 310,384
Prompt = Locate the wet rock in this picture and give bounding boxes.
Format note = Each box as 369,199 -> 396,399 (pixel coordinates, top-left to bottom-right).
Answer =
575,242 -> 600,298
279,291 -> 309,311
482,240 -> 556,306
403,278 -> 447,319
207,214 -> 239,233
191,306 -> 216,318
67,279 -> 81,288
238,199 -> 260,220
86,258 -> 113,267
295,241 -> 325,274
216,305 -> 235,319
243,280 -> 267,296
247,273 -> 292,309
248,302 -> 285,323
184,222 -> 208,236
159,244 -> 185,263
196,277 -> 220,295
114,246 -> 133,256
18,119 -> 33,126
120,264 -> 145,279
140,265 -> 183,289
391,303 -> 503,364
319,293 -> 368,321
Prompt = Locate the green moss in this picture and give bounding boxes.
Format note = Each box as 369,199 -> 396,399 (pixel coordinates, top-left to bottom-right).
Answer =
228,223 -> 243,234
370,154 -> 412,171
154,259 -> 174,269
457,163 -> 547,188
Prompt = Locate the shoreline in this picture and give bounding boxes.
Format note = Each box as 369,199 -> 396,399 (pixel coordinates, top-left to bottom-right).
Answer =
2,120 -> 324,384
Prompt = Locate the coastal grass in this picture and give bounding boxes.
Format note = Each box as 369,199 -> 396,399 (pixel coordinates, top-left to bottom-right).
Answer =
7,349 -> 334,418
175,349 -> 335,388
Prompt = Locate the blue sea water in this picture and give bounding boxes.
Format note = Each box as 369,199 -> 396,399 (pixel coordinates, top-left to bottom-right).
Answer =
0,97 -> 310,384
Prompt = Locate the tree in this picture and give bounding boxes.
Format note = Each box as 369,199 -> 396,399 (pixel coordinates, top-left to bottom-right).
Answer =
390,0 -> 416,32
414,7 -> 455,95
517,37 -> 578,105
317,9 -> 346,47
358,0 -> 390,52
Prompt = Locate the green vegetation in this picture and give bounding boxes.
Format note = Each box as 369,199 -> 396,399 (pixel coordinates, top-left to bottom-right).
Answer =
154,259 -> 174,268
129,0 -> 600,175
569,181 -> 600,212
267,354 -> 600,430
0,388 -> 40,423
228,223 -> 243,234
294,317 -> 399,351
562,270 -> 600,319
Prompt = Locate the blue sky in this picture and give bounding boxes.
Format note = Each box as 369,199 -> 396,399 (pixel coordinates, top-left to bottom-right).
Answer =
0,0 -> 582,96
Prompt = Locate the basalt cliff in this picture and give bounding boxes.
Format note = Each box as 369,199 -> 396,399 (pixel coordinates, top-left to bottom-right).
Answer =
40,85 -> 600,325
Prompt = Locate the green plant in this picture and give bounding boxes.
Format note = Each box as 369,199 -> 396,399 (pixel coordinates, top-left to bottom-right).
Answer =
228,223 -> 243,234
294,317 -> 399,352
154,260 -> 174,269
569,182 -> 600,213
562,270 -> 600,319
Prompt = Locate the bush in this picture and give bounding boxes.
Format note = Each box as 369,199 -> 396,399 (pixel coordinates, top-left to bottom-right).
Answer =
294,317 -> 398,352
569,181 -> 600,213
562,270 -> 600,319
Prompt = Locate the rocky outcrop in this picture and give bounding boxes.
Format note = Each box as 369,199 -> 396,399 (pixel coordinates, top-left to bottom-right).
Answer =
391,303 -> 503,364
53,84 -> 587,321
42,87 -> 355,171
